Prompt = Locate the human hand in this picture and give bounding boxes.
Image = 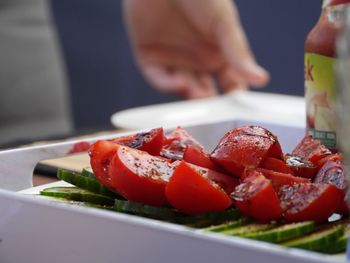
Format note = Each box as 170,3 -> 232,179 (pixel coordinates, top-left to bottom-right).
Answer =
123,0 -> 269,99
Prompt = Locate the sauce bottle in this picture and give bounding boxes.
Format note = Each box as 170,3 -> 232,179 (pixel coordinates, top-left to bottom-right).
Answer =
305,0 -> 350,150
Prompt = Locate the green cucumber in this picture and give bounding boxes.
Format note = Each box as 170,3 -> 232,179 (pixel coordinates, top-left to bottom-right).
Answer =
179,208 -> 242,228
203,217 -> 252,232
40,186 -> 115,206
82,166 -> 96,178
222,223 -> 275,236
114,199 -> 183,220
323,224 -> 350,254
281,225 -> 344,253
57,168 -> 123,199
241,221 -> 315,243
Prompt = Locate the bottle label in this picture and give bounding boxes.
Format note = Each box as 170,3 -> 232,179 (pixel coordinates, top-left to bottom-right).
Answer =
305,53 -> 337,148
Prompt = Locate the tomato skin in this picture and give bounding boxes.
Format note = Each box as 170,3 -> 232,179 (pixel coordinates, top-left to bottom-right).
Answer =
260,157 -> 293,174
108,145 -> 176,206
317,153 -> 343,168
314,160 -> 349,215
89,140 -> 120,189
211,126 -> 283,177
285,155 -> 318,179
231,170 -> 283,222
183,144 -> 222,172
165,162 -> 232,215
110,128 -> 164,156
279,183 -> 343,223
292,135 -> 331,165
257,168 -> 309,191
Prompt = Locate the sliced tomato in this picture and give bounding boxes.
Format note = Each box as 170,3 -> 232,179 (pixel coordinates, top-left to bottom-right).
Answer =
211,126 -> 283,177
161,126 -> 202,161
89,140 -> 120,189
108,145 -> 177,206
291,135 -> 331,165
317,153 -> 343,168
260,157 -> 293,174
314,160 -> 348,215
165,161 -> 232,215
231,170 -> 283,222
258,168 -> 309,191
110,127 -> 164,156
285,155 -> 318,179
183,144 -> 222,172
279,183 -> 343,223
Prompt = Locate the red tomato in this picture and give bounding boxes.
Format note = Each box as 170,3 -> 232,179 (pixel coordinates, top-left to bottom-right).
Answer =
89,140 -> 120,189
314,160 -> 349,215
258,168 -> 309,191
165,162 -> 232,215
285,155 -> 318,179
211,126 -> 283,177
291,135 -> 331,165
110,127 -> 164,156
161,127 -> 202,160
108,145 -> 177,206
183,144 -> 222,172
260,157 -> 293,174
279,183 -> 343,223
231,170 -> 283,222
317,153 -> 343,168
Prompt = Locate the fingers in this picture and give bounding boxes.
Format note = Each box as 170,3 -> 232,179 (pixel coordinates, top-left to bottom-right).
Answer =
141,64 -> 217,99
217,66 -> 247,93
214,2 -> 270,87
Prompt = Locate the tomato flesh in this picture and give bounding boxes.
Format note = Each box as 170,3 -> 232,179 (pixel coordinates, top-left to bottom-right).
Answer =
285,155 -> 318,179
291,135 -> 331,165
183,144 -> 222,172
314,160 -> 349,215
260,157 -> 293,174
258,168 -> 309,191
89,140 -> 120,189
110,127 -> 164,156
231,170 -> 283,222
211,126 -> 283,177
108,145 -> 176,206
279,183 -> 343,223
165,161 -> 232,215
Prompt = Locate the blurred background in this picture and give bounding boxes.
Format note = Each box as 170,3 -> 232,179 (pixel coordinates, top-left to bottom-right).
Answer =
51,0 -> 320,131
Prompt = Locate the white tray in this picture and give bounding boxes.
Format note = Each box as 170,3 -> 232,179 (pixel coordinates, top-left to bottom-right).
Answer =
0,119 -> 347,263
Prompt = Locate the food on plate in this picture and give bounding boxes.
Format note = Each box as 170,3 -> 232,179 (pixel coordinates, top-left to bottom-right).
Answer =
39,124 -> 350,254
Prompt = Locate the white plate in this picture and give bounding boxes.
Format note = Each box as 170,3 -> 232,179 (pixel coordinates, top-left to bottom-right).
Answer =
111,91 -> 306,130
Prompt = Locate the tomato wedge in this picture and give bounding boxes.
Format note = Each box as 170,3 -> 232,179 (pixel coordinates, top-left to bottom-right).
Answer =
231,170 -> 283,222
110,127 -> 164,156
89,140 -> 120,189
314,160 -> 349,215
279,183 -> 343,223
183,144 -> 222,172
291,135 -> 331,165
161,126 -> 202,160
317,153 -> 343,168
211,126 -> 283,177
165,161 -> 232,215
257,168 -> 309,191
285,155 -> 318,179
108,145 -> 176,206
260,157 -> 293,174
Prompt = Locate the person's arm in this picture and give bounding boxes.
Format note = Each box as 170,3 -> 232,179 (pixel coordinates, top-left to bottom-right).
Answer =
123,0 -> 269,99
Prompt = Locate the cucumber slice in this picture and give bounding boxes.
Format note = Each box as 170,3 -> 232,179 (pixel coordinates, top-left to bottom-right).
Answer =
323,224 -> 350,254
222,223 -> 275,236
281,225 -> 344,253
81,166 -> 96,178
40,186 -> 115,206
242,221 -> 315,243
203,217 -> 252,232
179,208 -> 242,228
114,199 -> 183,220
57,168 -> 123,199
